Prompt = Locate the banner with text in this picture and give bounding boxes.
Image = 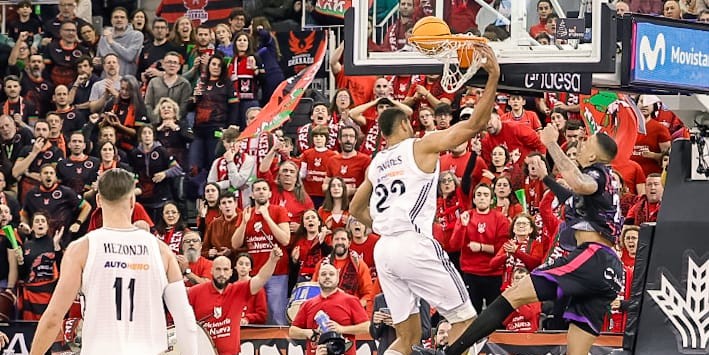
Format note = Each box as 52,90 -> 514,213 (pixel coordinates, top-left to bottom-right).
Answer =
277,31 -> 329,78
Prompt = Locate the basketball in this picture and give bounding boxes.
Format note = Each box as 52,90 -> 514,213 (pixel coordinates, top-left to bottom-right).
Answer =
410,16 -> 452,50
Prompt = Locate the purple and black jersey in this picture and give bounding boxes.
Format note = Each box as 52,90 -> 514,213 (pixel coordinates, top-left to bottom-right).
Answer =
563,162 -> 623,245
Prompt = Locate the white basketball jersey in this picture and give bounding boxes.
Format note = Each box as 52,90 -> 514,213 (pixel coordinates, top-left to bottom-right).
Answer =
81,228 -> 169,355
368,138 -> 439,238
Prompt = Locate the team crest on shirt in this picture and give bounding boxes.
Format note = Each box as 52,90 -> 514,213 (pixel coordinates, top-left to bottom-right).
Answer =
84,160 -> 94,169
72,50 -> 82,58
254,222 -> 263,233
76,167 -> 83,174
151,151 -> 160,160
314,158 -> 321,167
340,165 -> 348,175
67,112 -> 76,120
213,306 -> 222,319
43,198 -> 49,205
40,83 -> 48,91
43,151 -> 54,159
241,80 -> 250,92
477,222 -> 486,234
53,190 -> 63,200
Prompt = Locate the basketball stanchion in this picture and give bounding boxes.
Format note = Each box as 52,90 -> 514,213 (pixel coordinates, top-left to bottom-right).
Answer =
409,16 -> 490,94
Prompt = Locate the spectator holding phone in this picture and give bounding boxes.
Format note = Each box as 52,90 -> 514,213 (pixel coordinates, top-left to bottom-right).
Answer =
370,293 -> 431,355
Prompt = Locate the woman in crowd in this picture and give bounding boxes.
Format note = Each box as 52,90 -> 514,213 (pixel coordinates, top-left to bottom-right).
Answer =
169,16 -> 195,58
330,89 -> 356,126
130,9 -> 153,44
155,97 -> 192,169
78,23 -> 101,62
450,183 -> 509,312
153,201 -> 189,255
196,182 -> 222,235
492,175 -> 524,220
522,152 -> 548,215
234,253 -> 268,325
550,108 -> 568,145
190,54 -> 239,176
489,213 -> 544,291
318,177 -> 350,231
290,209 -> 332,282
19,213 -> 62,320
604,226 -> 640,333
129,125 -> 183,222
251,17 -> 284,106
259,158 -> 314,233
483,145 -> 513,184
230,32 -> 264,128
106,75 -> 151,152
434,171 -> 467,266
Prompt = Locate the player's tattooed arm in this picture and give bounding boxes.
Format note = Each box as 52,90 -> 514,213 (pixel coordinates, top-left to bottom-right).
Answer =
546,143 -> 598,195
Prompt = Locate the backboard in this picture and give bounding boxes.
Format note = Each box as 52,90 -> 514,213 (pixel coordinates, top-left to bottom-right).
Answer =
344,0 -> 617,78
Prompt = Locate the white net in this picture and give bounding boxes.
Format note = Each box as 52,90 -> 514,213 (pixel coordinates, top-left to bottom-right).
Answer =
409,35 -> 488,94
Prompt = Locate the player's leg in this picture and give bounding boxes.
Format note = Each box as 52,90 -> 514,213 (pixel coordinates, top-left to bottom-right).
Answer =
387,313 -> 423,355
444,275 -> 540,355
566,323 -> 598,355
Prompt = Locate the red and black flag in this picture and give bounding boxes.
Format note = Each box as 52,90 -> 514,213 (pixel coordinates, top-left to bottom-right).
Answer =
156,0 -> 233,27
276,30 -> 328,78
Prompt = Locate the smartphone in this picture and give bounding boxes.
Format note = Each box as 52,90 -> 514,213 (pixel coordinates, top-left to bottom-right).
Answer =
380,308 -> 391,315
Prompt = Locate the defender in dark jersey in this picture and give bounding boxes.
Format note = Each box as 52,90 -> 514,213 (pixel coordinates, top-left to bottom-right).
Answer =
426,126 -> 624,355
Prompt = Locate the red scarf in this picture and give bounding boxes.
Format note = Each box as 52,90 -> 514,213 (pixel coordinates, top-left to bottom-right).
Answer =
3,97 -> 23,117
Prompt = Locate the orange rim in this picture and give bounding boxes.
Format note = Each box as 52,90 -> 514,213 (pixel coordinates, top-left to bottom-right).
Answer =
409,34 -> 488,46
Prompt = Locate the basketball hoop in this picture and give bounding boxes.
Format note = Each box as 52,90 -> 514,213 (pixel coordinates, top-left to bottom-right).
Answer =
409,34 -> 489,94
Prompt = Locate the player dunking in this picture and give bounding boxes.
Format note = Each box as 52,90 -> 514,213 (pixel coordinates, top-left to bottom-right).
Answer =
30,169 -> 198,355
350,46 -> 499,355
429,126 -> 625,355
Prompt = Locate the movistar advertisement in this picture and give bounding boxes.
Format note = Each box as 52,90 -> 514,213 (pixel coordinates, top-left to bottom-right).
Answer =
630,21 -> 709,91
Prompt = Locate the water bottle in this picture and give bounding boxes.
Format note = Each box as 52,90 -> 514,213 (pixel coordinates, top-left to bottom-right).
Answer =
314,310 -> 331,332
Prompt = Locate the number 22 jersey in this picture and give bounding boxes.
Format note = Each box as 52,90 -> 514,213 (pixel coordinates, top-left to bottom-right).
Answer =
368,138 -> 439,238
81,228 -> 169,355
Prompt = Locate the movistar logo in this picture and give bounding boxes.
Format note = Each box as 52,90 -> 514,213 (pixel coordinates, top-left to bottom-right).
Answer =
639,33 -> 666,71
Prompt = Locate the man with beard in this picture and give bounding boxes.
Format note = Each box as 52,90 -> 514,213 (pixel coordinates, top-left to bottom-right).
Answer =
313,228 -> 375,310
178,230 -> 212,287
70,56 -> 100,113
41,0 -> 91,42
42,21 -> 88,86
323,125 -> 371,196
289,263 -> 371,355
296,102 -> 340,153
2,75 -> 39,129
383,0 -> 415,51
625,173 -> 663,225
52,85 -> 87,139
203,193 -> 241,262
12,120 -> 65,203
97,7 -> 143,76
232,179 -> 291,325
20,163 -> 91,246
21,54 -> 55,118
188,251 -> 282,354
56,131 -> 99,196
480,111 -> 546,168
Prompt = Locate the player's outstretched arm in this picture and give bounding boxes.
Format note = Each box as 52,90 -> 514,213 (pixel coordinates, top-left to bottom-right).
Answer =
539,125 -> 598,195
416,46 -> 500,155
30,240 -> 86,355
161,243 -> 199,355
350,173 -> 374,228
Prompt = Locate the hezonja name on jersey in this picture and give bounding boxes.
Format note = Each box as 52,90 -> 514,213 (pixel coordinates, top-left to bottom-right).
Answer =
376,156 -> 403,173
103,243 -> 149,255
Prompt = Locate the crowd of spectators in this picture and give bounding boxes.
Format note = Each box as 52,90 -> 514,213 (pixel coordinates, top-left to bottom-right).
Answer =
0,0 -> 698,353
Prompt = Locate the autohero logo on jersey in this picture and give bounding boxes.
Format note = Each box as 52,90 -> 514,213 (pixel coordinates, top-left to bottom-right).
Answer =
633,21 -> 709,89
102,242 -> 150,270
647,253 -> 709,353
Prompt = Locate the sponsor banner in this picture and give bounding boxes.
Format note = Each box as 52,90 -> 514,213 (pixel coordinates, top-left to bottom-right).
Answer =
0,323 -> 621,354
156,0 -> 232,27
277,31 -> 329,78
556,18 -> 586,40
503,72 -> 593,94
630,21 -> 709,92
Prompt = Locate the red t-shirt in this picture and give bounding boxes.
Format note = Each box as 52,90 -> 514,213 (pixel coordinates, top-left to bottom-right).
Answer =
262,176 -> 315,224
501,110 -> 542,131
301,148 -> 337,197
335,70 -> 376,106
291,290 -> 370,355
504,303 -> 541,332
325,153 -> 372,193
449,209 -> 510,276
244,288 -> 268,324
481,122 -> 546,167
611,160 -> 647,195
349,234 -> 380,277
317,208 -> 351,230
188,280 -> 251,355
87,202 -> 154,231
186,257 -> 213,287
631,119 -> 670,176
243,204 -> 291,275
439,152 -> 487,184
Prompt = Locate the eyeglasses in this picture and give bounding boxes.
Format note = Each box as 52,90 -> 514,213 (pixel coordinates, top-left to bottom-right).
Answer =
440,178 -> 454,184
183,239 -> 201,244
